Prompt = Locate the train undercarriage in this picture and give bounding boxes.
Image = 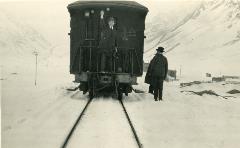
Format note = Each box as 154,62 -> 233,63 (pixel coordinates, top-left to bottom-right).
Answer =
75,72 -> 137,99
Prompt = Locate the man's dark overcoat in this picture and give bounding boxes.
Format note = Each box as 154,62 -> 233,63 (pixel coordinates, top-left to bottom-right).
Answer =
99,27 -> 119,51
145,53 -> 168,87
98,26 -> 119,71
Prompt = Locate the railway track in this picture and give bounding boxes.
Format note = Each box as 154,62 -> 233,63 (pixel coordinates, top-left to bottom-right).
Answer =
61,97 -> 142,148
61,98 -> 93,148
118,98 -> 143,148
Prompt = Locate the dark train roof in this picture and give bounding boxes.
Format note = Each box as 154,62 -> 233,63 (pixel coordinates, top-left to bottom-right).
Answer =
68,1 -> 148,12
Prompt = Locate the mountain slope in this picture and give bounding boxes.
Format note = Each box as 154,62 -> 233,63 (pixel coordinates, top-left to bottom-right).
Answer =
144,0 -> 240,78
0,1 -> 70,67
0,9 -> 51,61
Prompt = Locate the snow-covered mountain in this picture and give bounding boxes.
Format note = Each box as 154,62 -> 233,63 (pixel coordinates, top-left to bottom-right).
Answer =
144,0 -> 240,78
0,8 -> 51,61
144,0 -> 202,51
0,1 -> 70,66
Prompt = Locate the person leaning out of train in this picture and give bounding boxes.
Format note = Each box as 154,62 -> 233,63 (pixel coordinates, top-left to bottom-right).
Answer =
145,47 -> 168,101
99,16 -> 119,72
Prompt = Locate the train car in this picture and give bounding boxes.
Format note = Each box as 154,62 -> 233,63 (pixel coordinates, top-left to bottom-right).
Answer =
67,1 -> 148,99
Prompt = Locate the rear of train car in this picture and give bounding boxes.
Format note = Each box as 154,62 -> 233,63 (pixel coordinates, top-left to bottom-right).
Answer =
67,1 -> 148,98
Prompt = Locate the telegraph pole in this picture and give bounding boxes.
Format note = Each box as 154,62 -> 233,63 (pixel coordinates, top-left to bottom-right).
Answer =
33,50 -> 38,86
180,65 -> 182,77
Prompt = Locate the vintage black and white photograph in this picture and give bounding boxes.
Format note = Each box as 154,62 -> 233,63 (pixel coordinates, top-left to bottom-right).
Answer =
1,0 -> 240,147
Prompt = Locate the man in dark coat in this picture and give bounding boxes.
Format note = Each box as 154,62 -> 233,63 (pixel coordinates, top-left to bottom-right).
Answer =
145,47 -> 168,101
99,17 -> 118,72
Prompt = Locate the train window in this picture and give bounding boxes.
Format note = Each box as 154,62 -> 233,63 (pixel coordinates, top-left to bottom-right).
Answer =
91,10 -> 94,14
106,8 -> 110,11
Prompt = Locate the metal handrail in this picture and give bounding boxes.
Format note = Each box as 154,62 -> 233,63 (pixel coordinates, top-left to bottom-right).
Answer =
76,45 -> 141,75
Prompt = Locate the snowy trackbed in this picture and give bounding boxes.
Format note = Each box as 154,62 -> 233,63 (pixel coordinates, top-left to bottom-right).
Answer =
61,97 -> 142,148
119,98 -> 143,148
62,98 -> 93,148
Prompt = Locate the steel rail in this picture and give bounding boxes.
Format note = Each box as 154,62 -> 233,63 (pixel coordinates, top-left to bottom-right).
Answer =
61,98 -> 93,148
119,98 -> 143,148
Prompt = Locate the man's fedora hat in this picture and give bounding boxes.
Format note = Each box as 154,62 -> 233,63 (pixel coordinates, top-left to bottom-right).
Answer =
156,47 -> 165,52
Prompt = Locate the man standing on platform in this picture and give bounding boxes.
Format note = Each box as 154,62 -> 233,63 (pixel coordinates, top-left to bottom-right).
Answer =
99,16 -> 118,72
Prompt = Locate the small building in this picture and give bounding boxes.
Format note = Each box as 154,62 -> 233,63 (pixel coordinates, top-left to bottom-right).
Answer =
212,77 -> 225,82
168,70 -> 177,80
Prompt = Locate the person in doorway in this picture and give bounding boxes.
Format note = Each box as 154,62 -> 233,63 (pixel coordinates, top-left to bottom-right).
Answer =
145,47 -> 168,101
99,17 -> 119,72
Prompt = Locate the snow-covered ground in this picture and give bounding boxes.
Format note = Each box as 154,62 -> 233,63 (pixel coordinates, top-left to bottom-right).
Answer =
126,74 -> 240,148
1,0 -> 240,148
2,66 -> 240,148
